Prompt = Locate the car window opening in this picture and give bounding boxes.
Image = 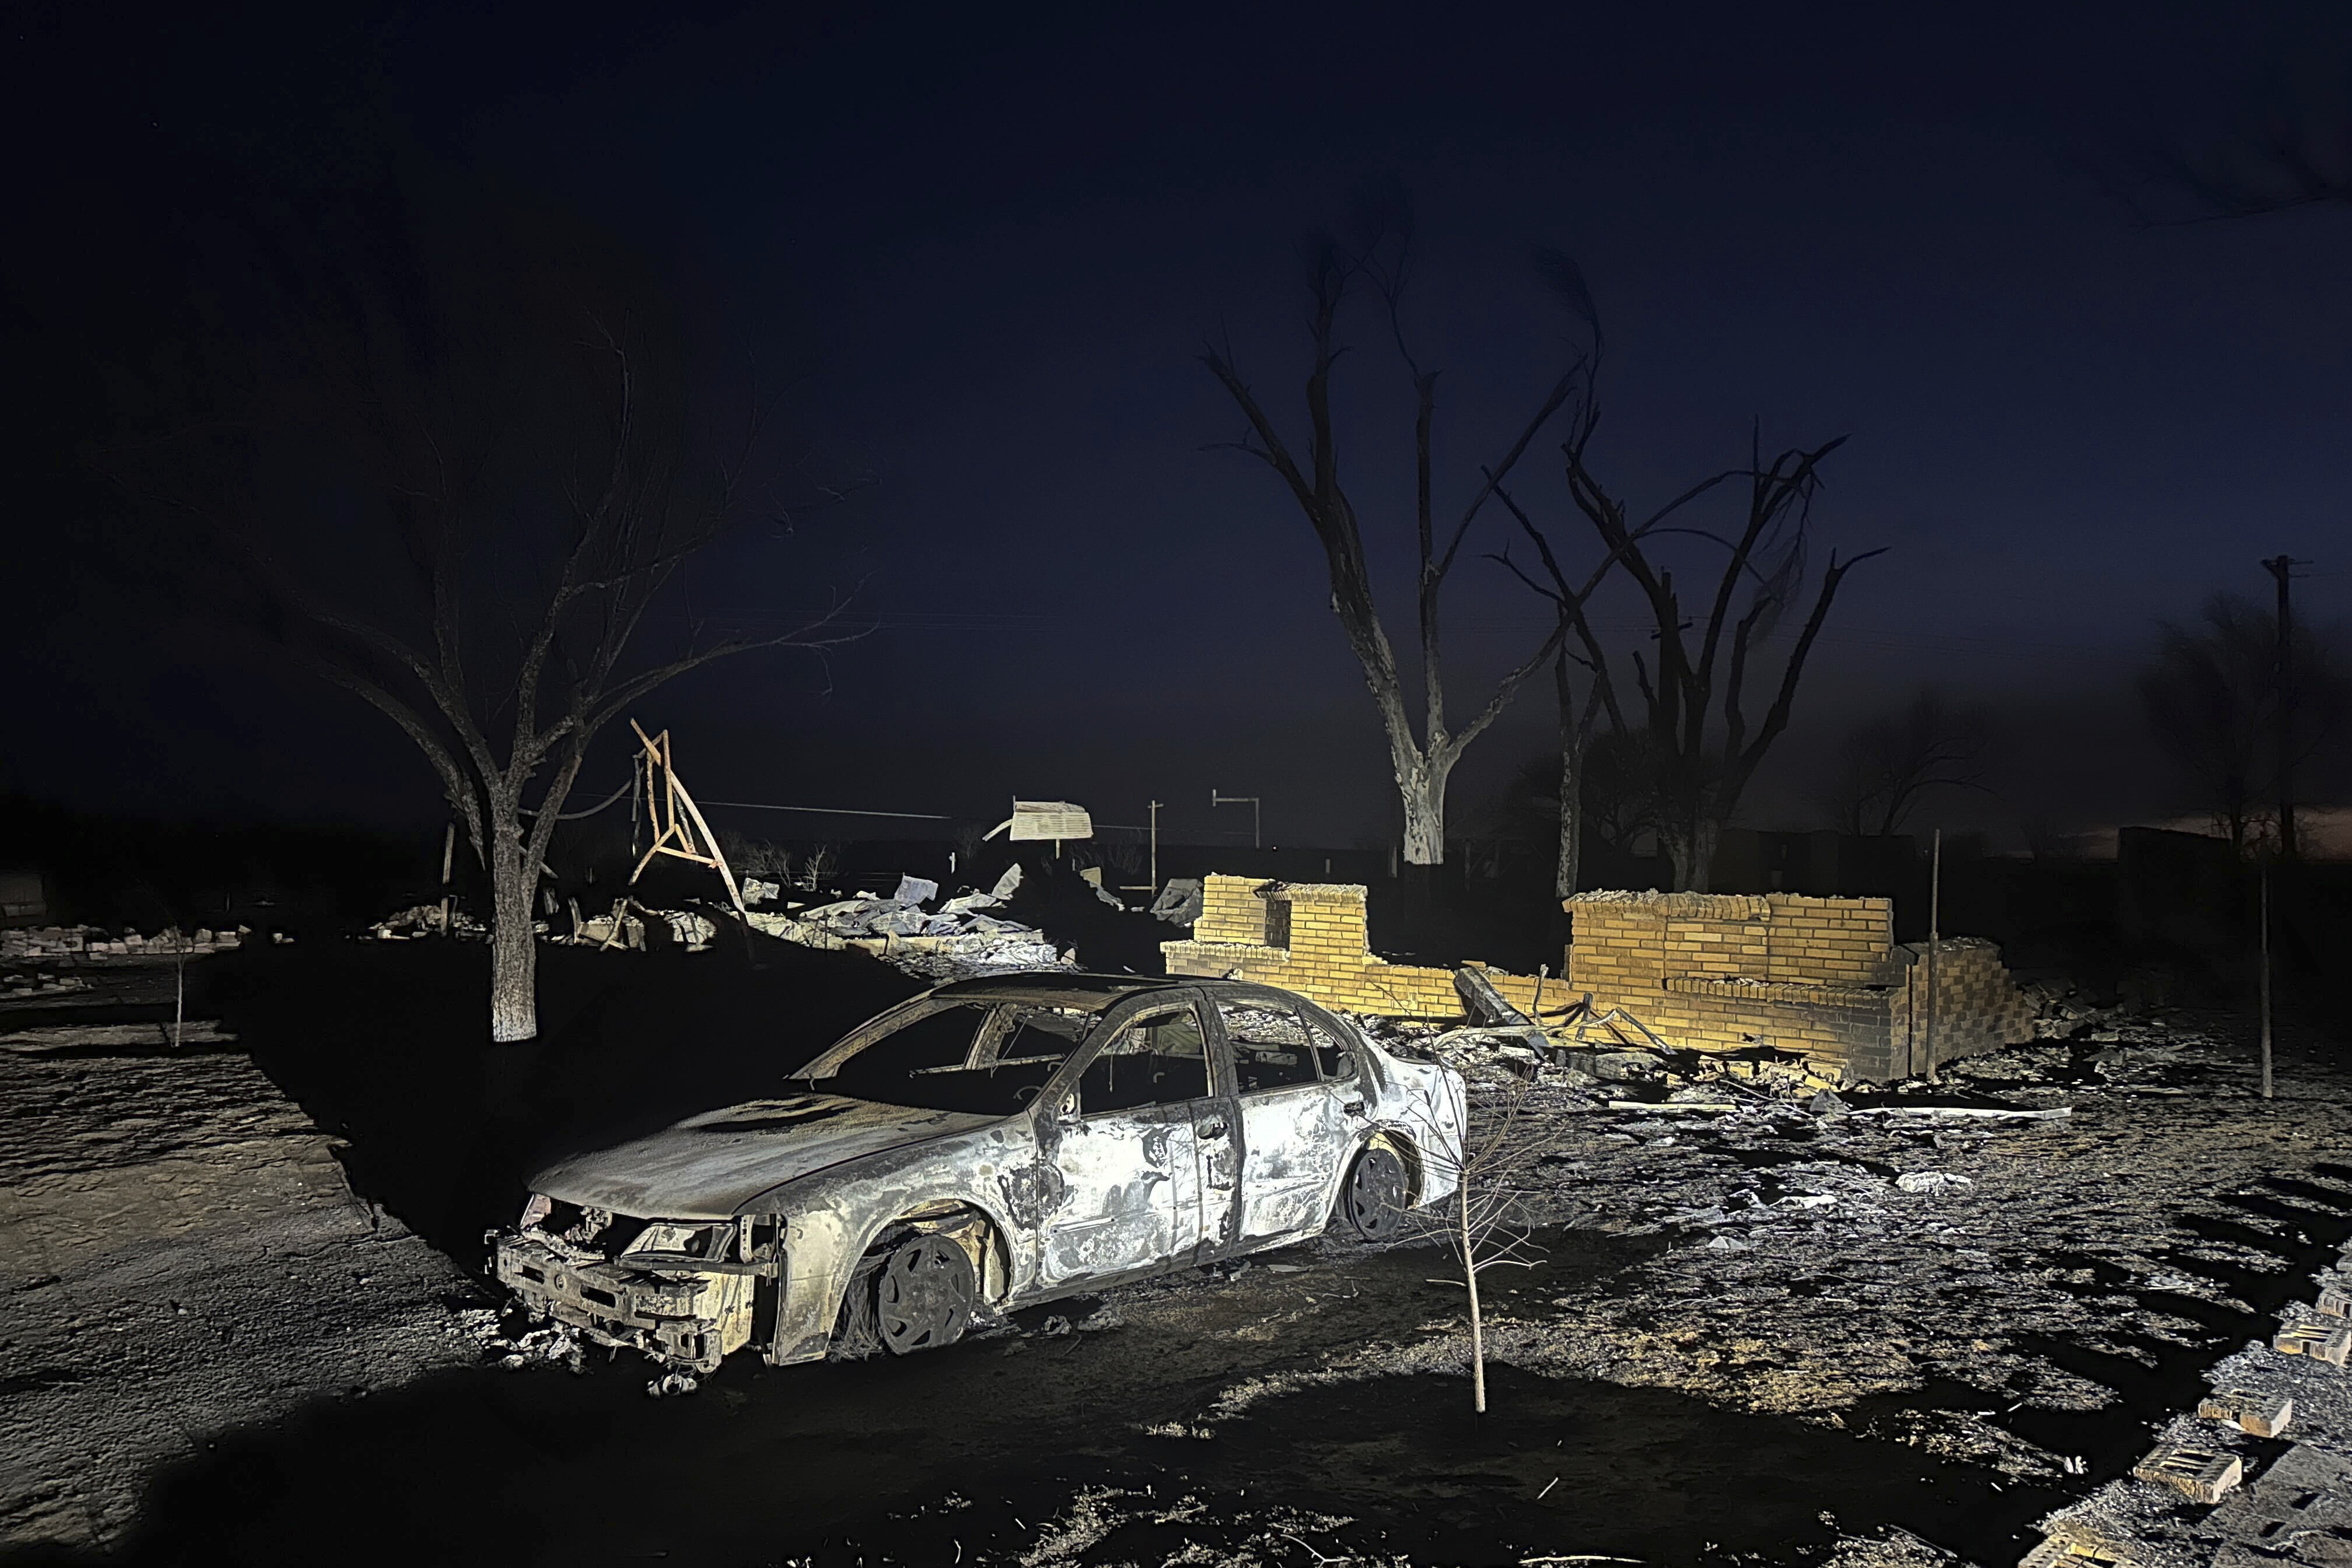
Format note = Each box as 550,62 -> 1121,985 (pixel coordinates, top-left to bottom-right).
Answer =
1217,1000 -> 1324,1093
1079,1006 -> 1210,1114
808,1001 -> 1094,1115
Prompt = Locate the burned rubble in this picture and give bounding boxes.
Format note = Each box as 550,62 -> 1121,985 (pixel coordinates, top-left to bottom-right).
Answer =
7,855 -> 2350,1568
743,864 -> 1070,978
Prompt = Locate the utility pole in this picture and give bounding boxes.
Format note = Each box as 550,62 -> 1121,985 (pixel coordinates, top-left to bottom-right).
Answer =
1212,789 -> 1261,850
1923,827 -> 1942,1086
2258,855 -> 2274,1101
2262,555 -> 2305,861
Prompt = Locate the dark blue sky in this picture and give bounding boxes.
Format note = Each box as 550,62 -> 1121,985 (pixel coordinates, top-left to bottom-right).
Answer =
8,1 -> 2349,850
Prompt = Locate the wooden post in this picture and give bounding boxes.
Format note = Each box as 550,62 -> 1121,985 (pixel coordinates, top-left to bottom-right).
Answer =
1923,827 -> 1941,1085
1148,800 -> 1160,890
439,821 -> 456,936
2259,857 -> 2274,1101
624,720 -> 747,914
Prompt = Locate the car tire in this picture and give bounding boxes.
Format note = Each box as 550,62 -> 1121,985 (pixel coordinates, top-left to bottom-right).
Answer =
1342,1145 -> 1409,1241
874,1234 -> 975,1356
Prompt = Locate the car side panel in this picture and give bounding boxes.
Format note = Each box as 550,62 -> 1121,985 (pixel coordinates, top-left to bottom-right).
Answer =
1235,1082 -> 1345,1240
1036,1100 -> 1200,1286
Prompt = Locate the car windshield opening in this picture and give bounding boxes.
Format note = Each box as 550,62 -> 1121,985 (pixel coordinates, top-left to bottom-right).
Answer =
811,1002 -> 1091,1115
1077,1007 -> 1210,1114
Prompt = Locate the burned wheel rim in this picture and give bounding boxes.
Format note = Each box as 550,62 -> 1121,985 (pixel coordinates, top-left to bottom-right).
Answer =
1345,1147 -> 1409,1241
875,1236 -> 975,1356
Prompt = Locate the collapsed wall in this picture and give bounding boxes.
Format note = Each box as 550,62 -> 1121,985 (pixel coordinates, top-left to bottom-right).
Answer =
1566,890 -> 2034,1082
1161,876 -> 2035,1083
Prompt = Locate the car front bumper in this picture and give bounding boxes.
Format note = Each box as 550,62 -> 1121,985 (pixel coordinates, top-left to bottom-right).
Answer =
494,1234 -> 744,1371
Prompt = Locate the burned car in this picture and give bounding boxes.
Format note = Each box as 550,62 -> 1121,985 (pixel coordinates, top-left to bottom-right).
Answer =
494,974 -> 1464,1372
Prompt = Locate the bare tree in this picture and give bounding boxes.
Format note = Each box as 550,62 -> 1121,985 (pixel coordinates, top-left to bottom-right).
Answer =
1401,1059 -> 1577,1412
1823,688 -> 1991,837
1483,562 -> 1626,900
1202,209 -> 1581,871
109,177 -> 860,1042
1464,252 -> 1882,894
1550,412 -> 1882,891
2139,593 -> 2345,855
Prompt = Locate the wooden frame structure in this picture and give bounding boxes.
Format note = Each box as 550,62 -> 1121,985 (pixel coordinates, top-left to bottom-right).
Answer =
628,720 -> 747,914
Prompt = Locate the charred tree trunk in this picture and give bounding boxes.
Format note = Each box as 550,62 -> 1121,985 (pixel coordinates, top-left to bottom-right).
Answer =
1662,815 -> 1720,895
1203,229 -> 1576,872
488,849 -> 538,1044
1397,749 -> 1451,868
1553,648 -> 1585,901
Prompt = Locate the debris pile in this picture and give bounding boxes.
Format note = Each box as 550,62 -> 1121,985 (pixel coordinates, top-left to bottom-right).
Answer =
369,905 -> 485,941
1150,877 -> 1203,927
1,924 -> 248,960
485,1322 -> 586,1375
744,864 -> 1069,979
0,970 -> 88,999
2021,981 -> 2130,1041
1364,982 -> 1842,1102
2026,1210 -> 2352,1568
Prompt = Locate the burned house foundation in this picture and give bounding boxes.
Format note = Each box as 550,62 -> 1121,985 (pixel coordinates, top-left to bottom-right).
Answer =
1163,877 -> 2034,1083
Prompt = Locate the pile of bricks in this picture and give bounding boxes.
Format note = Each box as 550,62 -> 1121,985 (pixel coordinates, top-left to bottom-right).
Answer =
0,926 -> 249,962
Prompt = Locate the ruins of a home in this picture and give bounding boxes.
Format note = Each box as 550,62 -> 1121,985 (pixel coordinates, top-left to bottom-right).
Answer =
1164,874 -> 2035,1083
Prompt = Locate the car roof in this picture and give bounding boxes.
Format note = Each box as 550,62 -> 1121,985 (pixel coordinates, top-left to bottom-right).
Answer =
922,972 -> 1189,1009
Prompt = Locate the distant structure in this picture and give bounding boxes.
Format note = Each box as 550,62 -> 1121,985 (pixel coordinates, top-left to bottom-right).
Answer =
0,871 -> 46,927
1162,876 -> 2034,1083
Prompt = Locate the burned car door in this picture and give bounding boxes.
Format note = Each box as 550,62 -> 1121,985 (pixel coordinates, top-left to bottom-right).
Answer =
1216,996 -> 1347,1242
1032,997 -> 1212,1286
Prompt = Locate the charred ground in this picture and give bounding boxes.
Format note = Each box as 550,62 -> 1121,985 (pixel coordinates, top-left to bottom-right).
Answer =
4,914 -> 2350,1567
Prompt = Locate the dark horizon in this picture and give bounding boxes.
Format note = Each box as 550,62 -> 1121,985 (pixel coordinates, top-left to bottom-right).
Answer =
6,0 -> 2349,856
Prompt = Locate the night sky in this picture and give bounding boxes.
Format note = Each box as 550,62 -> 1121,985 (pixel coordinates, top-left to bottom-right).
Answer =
7,1 -> 2349,853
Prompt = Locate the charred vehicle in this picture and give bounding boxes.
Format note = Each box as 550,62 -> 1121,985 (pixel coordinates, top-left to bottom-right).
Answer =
494,974 -> 1465,1371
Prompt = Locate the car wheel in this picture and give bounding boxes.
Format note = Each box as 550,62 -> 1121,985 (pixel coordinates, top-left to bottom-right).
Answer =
1342,1146 -> 1409,1241
874,1234 -> 975,1355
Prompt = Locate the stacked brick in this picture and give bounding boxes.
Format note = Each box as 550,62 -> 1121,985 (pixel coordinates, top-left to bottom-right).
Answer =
1569,891 -> 2032,1082
1165,877 -> 2035,1084
0,926 -> 248,961
1167,877 -> 1564,1019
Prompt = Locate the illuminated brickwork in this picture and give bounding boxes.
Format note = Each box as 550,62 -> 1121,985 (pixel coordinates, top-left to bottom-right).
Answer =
1166,876 -> 1559,1019
1567,890 -> 2034,1082
1164,877 -> 2035,1083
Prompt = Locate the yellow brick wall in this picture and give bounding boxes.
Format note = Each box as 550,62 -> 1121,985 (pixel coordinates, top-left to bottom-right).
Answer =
1166,877 -> 2028,1083
1193,874 -> 1274,945
1567,892 -> 1894,995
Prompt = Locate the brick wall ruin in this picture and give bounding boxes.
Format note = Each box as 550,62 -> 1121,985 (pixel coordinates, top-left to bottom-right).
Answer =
1567,890 -> 2034,1080
1163,876 -> 1562,1019
1161,877 -> 2035,1083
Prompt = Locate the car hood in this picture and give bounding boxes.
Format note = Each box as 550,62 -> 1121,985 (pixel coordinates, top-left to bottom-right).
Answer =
528,1094 -> 1003,1219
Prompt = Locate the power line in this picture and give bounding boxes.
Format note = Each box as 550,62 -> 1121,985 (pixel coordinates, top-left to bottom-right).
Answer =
699,799 -> 956,821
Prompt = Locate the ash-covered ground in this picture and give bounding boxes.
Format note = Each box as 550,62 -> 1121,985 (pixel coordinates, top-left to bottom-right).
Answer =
1,926 -> 2347,1568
